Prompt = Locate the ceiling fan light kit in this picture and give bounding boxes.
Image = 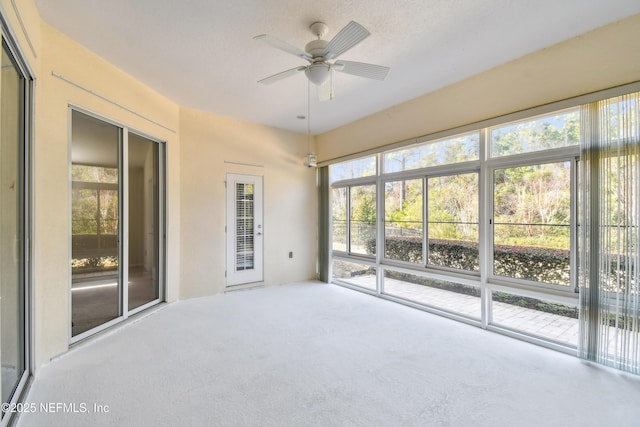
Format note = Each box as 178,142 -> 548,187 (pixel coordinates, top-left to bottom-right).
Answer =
305,63 -> 331,86
254,20 -> 390,99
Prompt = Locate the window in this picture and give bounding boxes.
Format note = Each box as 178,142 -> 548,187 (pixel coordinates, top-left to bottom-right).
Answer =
490,109 -> 579,157
326,87 -> 640,354
427,173 -> 479,272
383,132 -> 479,173
491,290 -> 578,346
332,259 -> 376,291
349,185 -> 376,256
331,187 -> 347,252
329,155 -> 376,182
493,162 -> 572,286
384,269 -> 481,319
384,179 -> 423,263
71,165 -> 119,261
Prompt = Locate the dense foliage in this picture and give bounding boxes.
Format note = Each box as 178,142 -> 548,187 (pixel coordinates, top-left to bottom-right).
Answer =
369,237 -> 570,286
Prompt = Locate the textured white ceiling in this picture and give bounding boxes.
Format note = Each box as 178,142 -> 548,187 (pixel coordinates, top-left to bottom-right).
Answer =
35,0 -> 640,134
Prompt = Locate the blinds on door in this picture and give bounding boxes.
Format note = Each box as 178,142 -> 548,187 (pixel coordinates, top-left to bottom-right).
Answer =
235,182 -> 255,271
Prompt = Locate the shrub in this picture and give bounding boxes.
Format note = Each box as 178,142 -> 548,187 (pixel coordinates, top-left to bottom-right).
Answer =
369,237 -> 569,285
493,244 -> 569,285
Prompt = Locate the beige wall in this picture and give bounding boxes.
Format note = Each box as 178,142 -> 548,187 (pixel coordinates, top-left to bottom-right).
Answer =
317,13 -> 640,161
34,22 -> 181,368
1,0 -> 317,370
179,108 -> 318,298
0,0 -> 182,369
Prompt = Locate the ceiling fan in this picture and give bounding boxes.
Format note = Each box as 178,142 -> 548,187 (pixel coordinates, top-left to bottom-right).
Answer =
254,21 -> 390,100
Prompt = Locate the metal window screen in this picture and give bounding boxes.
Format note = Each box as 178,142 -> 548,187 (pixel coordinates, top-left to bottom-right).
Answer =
235,182 -> 255,271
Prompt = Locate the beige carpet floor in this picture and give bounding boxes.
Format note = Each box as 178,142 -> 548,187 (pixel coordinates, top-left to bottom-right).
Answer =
17,281 -> 640,426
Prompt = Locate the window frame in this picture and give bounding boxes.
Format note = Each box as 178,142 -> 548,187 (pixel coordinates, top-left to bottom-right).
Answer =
325,82 -> 640,353
488,107 -> 581,159
330,134 -> 580,295
380,158 -> 482,274
330,178 -> 378,260
425,169 -> 481,275
382,130 -> 481,174
485,142 -> 579,294
347,183 -> 378,258
382,176 -> 425,267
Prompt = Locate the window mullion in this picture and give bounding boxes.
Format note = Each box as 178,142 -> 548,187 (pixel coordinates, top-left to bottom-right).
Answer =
346,186 -> 351,254
423,176 -> 428,269
479,128 -> 491,327
570,158 -> 579,293
120,128 -> 129,319
376,158 -> 383,294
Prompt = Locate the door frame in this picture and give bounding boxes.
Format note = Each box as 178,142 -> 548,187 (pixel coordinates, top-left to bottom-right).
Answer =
68,107 -> 166,343
226,173 -> 264,286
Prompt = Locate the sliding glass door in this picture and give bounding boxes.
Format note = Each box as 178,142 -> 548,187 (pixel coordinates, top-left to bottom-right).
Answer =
0,38 -> 30,420
71,111 -> 121,336
128,133 -> 160,311
71,110 -> 164,341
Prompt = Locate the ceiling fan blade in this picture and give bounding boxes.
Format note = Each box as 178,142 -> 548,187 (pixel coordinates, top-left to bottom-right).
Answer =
258,66 -> 306,85
254,34 -> 312,61
322,21 -> 370,60
333,60 -> 390,81
318,71 -> 335,101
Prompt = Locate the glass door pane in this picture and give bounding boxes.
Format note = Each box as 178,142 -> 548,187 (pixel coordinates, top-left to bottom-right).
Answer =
128,133 -> 159,310
331,187 -> 347,252
236,182 -> 255,271
349,184 -> 376,256
71,111 -> 121,337
493,162 -> 571,286
0,41 -> 26,407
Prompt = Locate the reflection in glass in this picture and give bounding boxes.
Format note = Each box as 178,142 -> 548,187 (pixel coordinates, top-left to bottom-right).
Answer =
71,111 -> 121,336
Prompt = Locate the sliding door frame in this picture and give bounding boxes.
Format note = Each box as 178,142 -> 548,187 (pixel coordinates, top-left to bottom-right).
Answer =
0,12 -> 34,426
68,106 -> 166,344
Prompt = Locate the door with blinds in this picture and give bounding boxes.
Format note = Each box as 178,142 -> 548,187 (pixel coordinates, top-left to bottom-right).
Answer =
226,173 -> 263,286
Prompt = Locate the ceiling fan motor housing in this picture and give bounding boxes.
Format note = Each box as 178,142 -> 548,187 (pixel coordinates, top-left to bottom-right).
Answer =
305,39 -> 328,58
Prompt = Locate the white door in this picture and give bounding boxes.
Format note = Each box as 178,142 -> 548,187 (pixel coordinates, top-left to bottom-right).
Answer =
226,173 -> 264,286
